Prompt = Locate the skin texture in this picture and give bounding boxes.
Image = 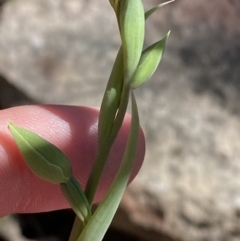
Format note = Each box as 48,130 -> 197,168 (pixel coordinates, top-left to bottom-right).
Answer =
0,105 -> 145,217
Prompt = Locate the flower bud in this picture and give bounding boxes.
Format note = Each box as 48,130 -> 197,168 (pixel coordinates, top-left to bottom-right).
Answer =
131,32 -> 170,89
8,122 -> 72,184
60,176 -> 91,224
118,0 -> 145,83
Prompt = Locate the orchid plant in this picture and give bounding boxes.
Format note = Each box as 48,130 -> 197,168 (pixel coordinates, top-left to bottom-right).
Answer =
8,1 -> 173,240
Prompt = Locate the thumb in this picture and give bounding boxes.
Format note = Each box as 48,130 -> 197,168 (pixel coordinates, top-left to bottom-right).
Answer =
0,105 -> 145,217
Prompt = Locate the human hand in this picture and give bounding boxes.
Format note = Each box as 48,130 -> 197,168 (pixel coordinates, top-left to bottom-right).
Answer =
0,105 -> 145,217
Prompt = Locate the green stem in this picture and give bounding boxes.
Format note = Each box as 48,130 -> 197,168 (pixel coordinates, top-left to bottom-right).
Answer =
108,83 -> 130,145
98,46 -> 124,144
85,84 -> 130,205
68,217 -> 83,241
84,144 -> 112,205
76,91 -> 140,241
61,176 -> 91,224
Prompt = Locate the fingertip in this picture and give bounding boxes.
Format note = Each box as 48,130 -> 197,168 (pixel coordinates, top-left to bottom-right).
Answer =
0,105 -> 145,215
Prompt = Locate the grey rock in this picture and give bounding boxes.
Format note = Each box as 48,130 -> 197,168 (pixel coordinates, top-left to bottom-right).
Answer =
0,0 -> 120,106
1,0 -> 240,241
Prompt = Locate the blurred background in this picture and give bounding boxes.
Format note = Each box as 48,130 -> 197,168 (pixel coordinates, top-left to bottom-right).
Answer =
1,0 -> 240,241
